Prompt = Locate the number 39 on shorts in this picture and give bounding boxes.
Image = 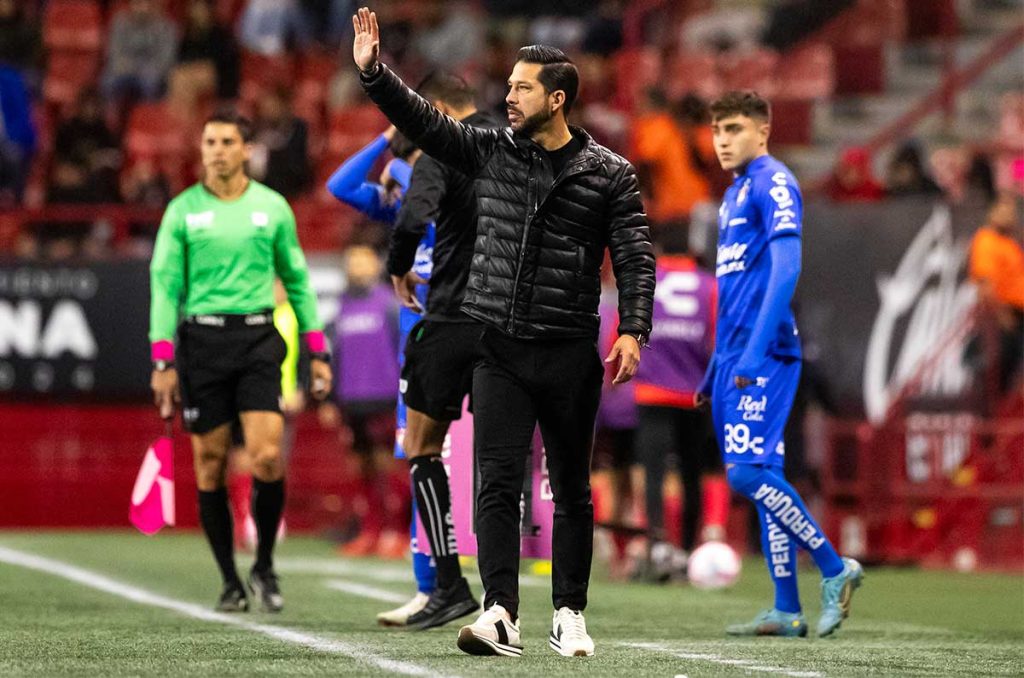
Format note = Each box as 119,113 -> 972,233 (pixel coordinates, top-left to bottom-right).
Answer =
724,423 -> 765,455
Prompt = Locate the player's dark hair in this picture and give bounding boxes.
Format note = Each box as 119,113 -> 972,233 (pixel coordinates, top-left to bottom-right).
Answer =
204,108 -> 254,142
416,70 -> 476,110
516,44 -> 579,116
709,91 -> 771,123
388,130 -> 418,161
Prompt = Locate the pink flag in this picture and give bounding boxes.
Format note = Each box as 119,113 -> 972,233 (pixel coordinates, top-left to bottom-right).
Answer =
129,432 -> 175,535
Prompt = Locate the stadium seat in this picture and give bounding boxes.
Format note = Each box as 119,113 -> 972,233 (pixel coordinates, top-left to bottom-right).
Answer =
777,43 -> 835,100
42,51 -> 100,110
719,48 -> 779,98
663,50 -> 721,100
124,103 -> 192,176
240,51 -> 297,104
326,106 -> 388,162
612,47 -> 663,110
43,0 -> 103,52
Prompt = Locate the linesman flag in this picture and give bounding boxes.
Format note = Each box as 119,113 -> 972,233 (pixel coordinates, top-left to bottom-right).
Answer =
129,420 -> 175,535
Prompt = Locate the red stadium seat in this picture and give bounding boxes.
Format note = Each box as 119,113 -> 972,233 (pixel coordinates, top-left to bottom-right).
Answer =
663,50 -> 721,100
42,51 -> 100,109
326,106 -> 388,161
240,51 -> 297,104
777,43 -> 835,100
43,0 -> 103,52
719,48 -> 779,98
612,47 -> 663,110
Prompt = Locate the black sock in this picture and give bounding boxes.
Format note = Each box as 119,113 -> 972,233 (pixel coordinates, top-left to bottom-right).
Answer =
198,488 -> 240,585
409,455 -> 461,588
251,477 -> 285,572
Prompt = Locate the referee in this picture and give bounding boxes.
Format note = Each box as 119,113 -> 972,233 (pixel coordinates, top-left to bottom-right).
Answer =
149,110 -> 332,613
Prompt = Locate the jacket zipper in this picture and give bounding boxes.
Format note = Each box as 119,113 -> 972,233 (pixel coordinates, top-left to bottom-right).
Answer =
506,154 -> 599,335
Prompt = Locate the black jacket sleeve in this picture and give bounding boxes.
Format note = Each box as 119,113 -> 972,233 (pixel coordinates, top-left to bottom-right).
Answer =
607,161 -> 656,338
387,155 -> 447,276
360,64 -> 501,176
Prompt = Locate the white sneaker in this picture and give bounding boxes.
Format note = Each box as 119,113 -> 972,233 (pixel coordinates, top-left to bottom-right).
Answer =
376,592 -> 430,627
456,604 -> 523,657
549,607 -> 595,657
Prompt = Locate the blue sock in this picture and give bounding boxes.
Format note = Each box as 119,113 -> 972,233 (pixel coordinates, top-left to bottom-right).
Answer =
757,504 -> 801,613
728,464 -> 844,578
410,500 -> 437,594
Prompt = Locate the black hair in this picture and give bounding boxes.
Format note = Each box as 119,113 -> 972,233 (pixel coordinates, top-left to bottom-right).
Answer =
416,70 -> 475,110
516,44 -> 580,116
388,130 -> 418,161
709,91 -> 771,123
204,108 -> 254,142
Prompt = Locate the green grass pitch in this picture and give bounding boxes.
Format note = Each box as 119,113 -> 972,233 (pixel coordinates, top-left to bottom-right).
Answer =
0,532 -> 1020,677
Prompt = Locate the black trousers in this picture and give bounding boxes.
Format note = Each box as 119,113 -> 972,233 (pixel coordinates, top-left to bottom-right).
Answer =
473,327 -> 603,618
635,405 -> 720,552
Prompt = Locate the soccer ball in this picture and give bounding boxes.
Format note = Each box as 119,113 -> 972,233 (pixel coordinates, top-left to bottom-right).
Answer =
687,541 -> 741,589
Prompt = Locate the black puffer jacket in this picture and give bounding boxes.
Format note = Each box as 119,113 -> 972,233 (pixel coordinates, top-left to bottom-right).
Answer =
362,64 -> 655,341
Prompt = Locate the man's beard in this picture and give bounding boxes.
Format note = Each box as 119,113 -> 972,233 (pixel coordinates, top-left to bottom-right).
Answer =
514,107 -> 553,136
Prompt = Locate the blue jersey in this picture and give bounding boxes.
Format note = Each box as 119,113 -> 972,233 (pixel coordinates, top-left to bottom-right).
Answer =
714,154 -> 802,361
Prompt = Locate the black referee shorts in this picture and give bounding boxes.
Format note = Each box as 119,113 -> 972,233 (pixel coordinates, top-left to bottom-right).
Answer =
177,312 -> 286,434
400,319 -> 484,422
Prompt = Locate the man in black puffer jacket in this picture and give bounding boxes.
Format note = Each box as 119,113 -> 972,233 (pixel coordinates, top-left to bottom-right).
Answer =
353,8 -> 655,658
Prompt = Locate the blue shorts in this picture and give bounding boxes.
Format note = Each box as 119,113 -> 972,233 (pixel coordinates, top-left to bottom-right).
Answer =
711,355 -> 801,468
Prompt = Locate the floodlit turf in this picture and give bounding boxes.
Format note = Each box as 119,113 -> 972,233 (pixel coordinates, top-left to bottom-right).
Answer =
0,532 -> 1021,677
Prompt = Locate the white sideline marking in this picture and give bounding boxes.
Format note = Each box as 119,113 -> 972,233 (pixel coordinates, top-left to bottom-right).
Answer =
326,579 -> 409,603
0,546 -> 455,678
625,642 -> 824,678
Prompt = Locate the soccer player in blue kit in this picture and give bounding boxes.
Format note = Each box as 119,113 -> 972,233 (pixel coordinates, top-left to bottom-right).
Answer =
696,92 -> 864,638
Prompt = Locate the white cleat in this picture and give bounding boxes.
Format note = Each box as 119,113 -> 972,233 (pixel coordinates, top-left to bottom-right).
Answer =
549,607 -> 595,657
456,604 -> 523,657
376,592 -> 430,627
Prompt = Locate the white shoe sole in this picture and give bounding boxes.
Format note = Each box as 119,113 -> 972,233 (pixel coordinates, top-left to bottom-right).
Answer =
549,633 -> 594,657
457,626 -> 523,657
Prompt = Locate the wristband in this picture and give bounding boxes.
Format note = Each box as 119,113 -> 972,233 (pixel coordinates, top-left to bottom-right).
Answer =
153,359 -> 175,372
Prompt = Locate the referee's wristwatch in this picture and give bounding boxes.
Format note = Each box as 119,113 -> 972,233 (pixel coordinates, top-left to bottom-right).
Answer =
153,359 -> 175,372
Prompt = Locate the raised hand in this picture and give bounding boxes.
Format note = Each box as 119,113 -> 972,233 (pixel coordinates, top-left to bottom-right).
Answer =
352,7 -> 380,73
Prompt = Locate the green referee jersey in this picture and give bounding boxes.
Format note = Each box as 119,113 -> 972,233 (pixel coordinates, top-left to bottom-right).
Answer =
149,180 -> 322,343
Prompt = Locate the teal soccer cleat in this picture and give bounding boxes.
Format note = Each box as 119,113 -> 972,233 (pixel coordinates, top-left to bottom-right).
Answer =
726,608 -> 808,637
817,557 -> 864,637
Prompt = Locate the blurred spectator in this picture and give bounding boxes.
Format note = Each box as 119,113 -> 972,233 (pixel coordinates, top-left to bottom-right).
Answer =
581,0 -> 624,56
0,0 -> 42,75
886,140 -> 943,198
40,157 -> 108,259
673,92 -> 729,197
54,88 -> 121,201
826,146 -> 884,203
969,196 -> 1024,391
249,87 -> 312,197
177,0 -> 241,99
0,65 -> 36,206
300,0 -> 356,48
411,0 -> 483,69
762,0 -> 855,52
121,157 -> 172,208
320,244 -> 406,558
237,0 -> 311,56
631,88 -> 712,225
102,0 -> 179,101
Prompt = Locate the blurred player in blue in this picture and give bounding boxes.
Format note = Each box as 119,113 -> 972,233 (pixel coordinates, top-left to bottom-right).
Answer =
326,126 -> 438,626
697,92 -> 863,638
